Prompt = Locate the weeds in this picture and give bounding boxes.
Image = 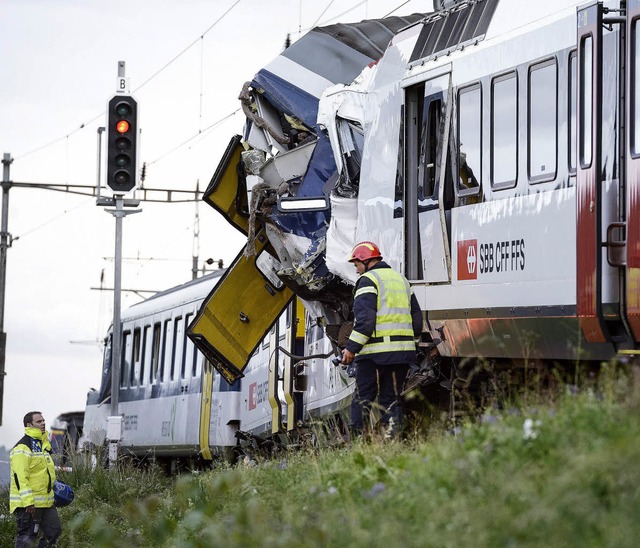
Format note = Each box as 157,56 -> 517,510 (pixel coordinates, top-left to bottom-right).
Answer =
1,364 -> 638,547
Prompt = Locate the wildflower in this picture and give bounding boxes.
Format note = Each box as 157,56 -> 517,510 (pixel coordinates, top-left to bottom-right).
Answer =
328,486 -> 338,495
363,482 -> 386,498
481,414 -> 498,424
523,418 -> 542,440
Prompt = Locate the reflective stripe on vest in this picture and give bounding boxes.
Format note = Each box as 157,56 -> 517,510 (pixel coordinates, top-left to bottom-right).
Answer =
351,268 -> 415,356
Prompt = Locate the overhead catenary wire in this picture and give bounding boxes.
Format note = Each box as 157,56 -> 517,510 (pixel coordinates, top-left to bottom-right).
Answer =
16,196 -> 95,240
310,0 -> 336,30
132,0 -> 243,94
14,0 -> 244,162
146,109 -> 241,166
13,0 -> 419,164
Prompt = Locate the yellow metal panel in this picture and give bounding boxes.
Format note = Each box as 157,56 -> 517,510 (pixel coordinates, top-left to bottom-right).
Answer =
188,231 -> 293,385
198,361 -> 213,461
203,134 -> 250,236
268,330 -> 282,434
295,297 -> 306,340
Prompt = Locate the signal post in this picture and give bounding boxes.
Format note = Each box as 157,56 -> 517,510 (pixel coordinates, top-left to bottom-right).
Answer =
100,61 -> 141,468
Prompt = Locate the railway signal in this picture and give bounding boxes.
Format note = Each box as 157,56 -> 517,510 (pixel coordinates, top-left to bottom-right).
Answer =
106,95 -> 138,194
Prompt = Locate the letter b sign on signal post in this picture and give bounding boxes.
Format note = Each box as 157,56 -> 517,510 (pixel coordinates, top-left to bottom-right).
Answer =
106,95 -> 138,194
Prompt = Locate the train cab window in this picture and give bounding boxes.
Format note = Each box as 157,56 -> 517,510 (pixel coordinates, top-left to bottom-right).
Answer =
457,84 -> 482,195
334,117 -> 364,197
491,72 -> 518,189
569,51 -> 577,172
528,59 -> 557,183
121,330 -> 131,388
633,20 -> 640,156
580,36 -> 593,167
131,327 -> 141,387
151,322 -> 161,382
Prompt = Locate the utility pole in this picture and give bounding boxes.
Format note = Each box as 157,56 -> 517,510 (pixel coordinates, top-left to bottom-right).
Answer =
192,181 -> 200,280
0,153 -> 13,426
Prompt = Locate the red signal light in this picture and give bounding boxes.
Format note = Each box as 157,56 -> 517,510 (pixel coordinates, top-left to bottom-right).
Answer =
116,120 -> 130,134
107,94 -> 137,194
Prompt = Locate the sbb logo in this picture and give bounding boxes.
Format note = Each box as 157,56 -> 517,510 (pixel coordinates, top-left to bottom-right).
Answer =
457,239 -> 478,280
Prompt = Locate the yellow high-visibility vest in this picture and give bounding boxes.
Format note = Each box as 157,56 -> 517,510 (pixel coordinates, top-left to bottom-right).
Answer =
10,428 -> 56,512
349,268 -> 416,355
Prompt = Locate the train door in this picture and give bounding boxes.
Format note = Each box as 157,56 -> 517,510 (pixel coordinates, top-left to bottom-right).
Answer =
187,136 -> 294,385
626,0 -> 640,342
576,2 -> 627,345
404,69 -> 453,283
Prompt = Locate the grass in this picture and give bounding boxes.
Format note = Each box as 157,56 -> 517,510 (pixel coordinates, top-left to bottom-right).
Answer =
1,363 -> 639,547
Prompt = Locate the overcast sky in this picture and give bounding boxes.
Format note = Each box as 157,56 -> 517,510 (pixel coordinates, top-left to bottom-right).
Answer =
0,0 -> 430,447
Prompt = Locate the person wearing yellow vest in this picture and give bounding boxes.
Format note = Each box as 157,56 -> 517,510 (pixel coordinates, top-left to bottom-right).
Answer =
10,411 -> 62,547
341,242 -> 422,437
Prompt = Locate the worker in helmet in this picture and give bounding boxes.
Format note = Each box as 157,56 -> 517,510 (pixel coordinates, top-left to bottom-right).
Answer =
341,241 -> 423,437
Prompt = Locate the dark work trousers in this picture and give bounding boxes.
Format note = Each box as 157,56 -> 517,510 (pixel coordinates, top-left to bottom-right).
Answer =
350,359 -> 410,436
14,506 -> 62,548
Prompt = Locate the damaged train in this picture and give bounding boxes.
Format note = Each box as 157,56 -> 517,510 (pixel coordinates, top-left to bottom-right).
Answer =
84,0 -> 640,464
189,0 -> 640,389
81,270 -> 352,466
81,8 -> 438,467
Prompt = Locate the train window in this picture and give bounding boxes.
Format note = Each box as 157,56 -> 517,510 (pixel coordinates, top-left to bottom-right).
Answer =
184,312 -> 199,377
151,323 -> 161,382
161,318 -> 172,382
420,98 -> 441,200
491,72 -> 518,189
141,325 -> 150,385
131,327 -> 141,387
279,308 -> 287,342
569,52 -> 577,172
457,84 -> 482,195
172,316 -> 184,381
121,330 -> 131,388
580,35 -> 593,168
528,59 -> 557,183
633,20 -> 640,156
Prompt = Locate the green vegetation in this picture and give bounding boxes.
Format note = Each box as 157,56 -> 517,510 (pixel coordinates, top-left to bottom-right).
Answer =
2,365 -> 639,547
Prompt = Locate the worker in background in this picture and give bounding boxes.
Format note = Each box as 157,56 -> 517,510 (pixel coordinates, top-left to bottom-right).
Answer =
10,411 -> 62,547
341,241 -> 423,438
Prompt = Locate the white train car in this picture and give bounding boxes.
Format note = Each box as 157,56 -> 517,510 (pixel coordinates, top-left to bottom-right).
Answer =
188,0 -> 640,384
81,270 -> 352,466
317,0 -> 637,363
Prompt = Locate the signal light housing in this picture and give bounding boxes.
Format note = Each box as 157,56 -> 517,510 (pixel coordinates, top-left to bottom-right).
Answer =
106,95 -> 138,194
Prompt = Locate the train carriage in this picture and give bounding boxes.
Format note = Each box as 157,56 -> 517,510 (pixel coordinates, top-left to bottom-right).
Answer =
188,0 -> 640,386
81,271 -> 351,467
321,0 -> 636,363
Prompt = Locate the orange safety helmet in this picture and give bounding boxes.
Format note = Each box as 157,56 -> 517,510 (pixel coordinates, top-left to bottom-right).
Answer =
348,241 -> 383,263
